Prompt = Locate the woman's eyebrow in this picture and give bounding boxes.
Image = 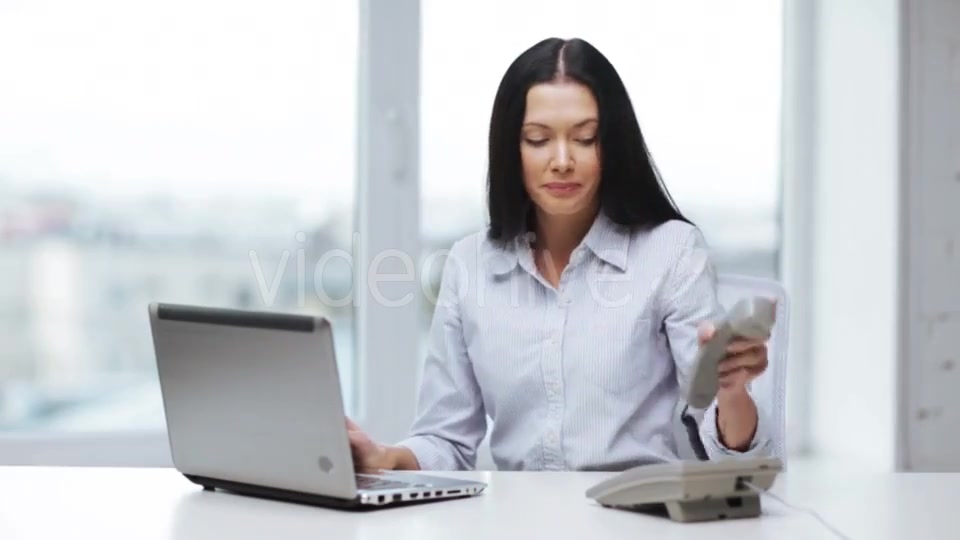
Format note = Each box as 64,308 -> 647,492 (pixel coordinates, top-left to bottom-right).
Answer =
522,118 -> 599,129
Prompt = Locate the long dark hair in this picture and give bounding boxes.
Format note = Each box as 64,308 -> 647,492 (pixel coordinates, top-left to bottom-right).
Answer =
486,37 -> 691,244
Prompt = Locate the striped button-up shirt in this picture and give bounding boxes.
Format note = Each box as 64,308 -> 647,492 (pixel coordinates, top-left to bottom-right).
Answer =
397,211 -> 772,471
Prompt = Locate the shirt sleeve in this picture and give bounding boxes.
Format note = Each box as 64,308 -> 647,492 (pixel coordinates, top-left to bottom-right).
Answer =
395,240 -> 487,470
699,387 -> 773,458
662,227 -> 774,459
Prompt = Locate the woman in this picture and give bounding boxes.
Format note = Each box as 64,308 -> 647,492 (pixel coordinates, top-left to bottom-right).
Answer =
348,37 -> 774,472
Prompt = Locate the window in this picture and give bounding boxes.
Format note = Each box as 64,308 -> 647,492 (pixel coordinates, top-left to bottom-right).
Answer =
420,0 -> 783,280
0,0 -> 789,465
0,1 -> 359,437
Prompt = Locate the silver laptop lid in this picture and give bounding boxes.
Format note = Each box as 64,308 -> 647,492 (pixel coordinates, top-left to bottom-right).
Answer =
148,303 -> 358,499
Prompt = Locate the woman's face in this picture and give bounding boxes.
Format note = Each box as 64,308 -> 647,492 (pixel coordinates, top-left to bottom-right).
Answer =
520,80 -> 602,220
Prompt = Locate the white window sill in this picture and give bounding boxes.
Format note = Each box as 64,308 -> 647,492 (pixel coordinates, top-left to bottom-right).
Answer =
0,430 -> 172,467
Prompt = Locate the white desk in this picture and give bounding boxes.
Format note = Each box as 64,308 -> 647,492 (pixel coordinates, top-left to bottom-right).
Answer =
0,465 -> 958,539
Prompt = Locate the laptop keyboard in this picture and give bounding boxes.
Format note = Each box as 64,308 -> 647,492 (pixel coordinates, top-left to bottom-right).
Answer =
355,475 -> 415,491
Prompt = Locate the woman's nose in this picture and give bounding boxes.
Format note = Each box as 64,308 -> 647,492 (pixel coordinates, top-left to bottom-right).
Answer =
551,142 -> 573,172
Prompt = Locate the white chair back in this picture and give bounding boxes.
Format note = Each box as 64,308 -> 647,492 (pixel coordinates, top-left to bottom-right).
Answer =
717,274 -> 789,464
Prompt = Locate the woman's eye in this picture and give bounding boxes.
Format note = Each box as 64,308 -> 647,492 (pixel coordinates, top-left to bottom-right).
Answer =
576,137 -> 597,146
524,138 -> 548,147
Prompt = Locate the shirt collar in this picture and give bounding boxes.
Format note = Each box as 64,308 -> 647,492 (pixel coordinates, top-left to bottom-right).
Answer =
582,211 -> 631,271
487,210 -> 631,276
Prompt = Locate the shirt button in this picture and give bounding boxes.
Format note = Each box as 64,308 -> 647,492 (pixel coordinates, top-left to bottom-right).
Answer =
546,432 -> 557,444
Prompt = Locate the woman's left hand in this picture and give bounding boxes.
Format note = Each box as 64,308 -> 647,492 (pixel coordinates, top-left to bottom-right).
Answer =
697,322 -> 769,398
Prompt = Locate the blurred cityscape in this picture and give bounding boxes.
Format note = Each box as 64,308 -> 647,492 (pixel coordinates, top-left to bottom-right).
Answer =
0,181 -> 777,433
0,183 -> 360,431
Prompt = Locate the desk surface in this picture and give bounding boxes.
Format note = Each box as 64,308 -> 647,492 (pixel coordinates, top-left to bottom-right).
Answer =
1,465 -> 958,539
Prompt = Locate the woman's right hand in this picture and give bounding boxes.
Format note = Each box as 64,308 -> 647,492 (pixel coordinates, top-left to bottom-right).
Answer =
345,417 -> 421,472
346,417 -> 394,473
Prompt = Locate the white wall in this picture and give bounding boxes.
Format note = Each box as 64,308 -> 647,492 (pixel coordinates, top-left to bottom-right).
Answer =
899,0 -> 960,471
808,0 -> 901,470
801,0 -> 960,472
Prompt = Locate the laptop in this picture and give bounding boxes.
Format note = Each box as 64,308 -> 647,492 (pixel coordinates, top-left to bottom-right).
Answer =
147,302 -> 486,508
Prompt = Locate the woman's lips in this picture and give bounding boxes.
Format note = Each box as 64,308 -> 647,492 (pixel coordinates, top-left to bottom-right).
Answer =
543,182 -> 582,197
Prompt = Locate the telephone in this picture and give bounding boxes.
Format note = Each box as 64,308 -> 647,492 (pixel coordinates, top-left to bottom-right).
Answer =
585,297 -> 782,523
585,457 -> 782,521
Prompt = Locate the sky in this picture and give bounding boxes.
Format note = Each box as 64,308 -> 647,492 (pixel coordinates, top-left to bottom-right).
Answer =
0,0 -> 782,233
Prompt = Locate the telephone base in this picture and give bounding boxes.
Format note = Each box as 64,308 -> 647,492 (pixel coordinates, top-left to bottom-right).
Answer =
606,494 -> 762,523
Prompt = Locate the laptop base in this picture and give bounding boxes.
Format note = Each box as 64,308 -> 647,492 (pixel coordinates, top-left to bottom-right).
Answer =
184,474 -> 473,511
